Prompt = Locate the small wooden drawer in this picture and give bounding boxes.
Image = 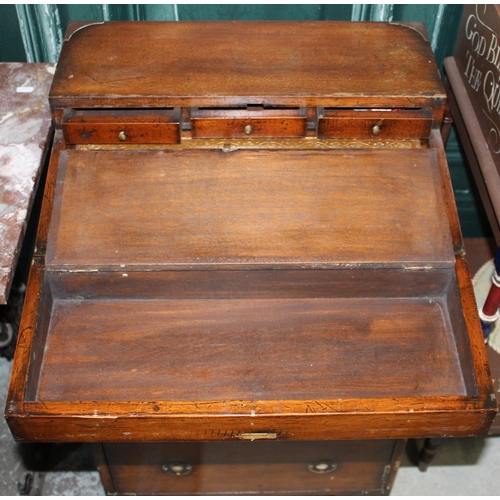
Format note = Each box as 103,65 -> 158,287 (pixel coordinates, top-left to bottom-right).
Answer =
62,108 -> 181,144
100,440 -> 399,495
190,108 -> 308,138
318,108 -> 433,139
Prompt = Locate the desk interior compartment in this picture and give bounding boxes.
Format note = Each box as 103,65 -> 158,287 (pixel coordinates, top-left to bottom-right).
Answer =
7,262 -> 492,442
28,267 -> 472,403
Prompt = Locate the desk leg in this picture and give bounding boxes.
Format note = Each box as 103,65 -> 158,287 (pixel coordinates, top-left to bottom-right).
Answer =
93,443 -> 115,495
418,437 -> 444,472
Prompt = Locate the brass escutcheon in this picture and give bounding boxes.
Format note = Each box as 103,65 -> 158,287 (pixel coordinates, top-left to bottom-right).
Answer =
162,462 -> 192,476
308,460 -> 338,474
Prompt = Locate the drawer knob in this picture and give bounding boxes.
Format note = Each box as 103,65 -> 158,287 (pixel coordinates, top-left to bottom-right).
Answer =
308,460 -> 337,474
244,124 -> 253,135
372,124 -> 381,136
118,130 -> 127,141
162,462 -> 192,476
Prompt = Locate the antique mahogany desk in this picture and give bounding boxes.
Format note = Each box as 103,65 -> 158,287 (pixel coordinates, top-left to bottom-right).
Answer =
5,21 -> 497,495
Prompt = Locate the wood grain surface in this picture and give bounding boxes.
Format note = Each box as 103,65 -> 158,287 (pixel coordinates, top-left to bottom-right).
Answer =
35,296 -> 465,402
191,116 -> 307,139
49,22 -> 445,111
429,130 -> 465,254
46,148 -> 454,270
47,267 -> 453,300
6,403 -> 494,442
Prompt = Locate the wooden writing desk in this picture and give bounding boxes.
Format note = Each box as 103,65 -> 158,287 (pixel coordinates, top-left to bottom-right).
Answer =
5,21 -> 497,495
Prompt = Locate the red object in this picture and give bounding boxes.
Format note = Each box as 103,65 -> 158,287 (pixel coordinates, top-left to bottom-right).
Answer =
483,283 -> 500,317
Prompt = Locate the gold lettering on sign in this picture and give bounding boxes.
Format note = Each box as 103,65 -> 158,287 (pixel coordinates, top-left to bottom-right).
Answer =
487,33 -> 500,70
466,13 -> 487,56
462,5 -> 500,154
465,50 -> 483,91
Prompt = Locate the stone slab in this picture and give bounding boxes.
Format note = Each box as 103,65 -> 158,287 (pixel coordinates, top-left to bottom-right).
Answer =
0,63 -> 55,303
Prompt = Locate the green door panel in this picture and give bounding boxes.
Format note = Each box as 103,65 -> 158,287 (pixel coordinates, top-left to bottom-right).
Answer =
177,4 -> 325,20
57,5 -> 105,29
0,5 -> 26,62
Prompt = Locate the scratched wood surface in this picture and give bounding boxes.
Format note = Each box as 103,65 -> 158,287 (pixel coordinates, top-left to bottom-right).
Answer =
6,400 -> 494,442
464,237 -> 500,435
6,262 -> 496,442
0,63 -> 55,303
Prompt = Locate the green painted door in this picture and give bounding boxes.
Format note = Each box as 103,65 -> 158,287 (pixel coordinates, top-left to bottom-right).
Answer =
0,4 -> 487,237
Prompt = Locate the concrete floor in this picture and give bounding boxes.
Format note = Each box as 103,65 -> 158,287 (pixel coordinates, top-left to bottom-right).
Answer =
0,358 -> 103,496
1,356 -> 499,495
392,436 -> 500,495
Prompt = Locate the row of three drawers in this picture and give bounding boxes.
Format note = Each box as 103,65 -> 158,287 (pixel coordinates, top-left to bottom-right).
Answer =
61,107 -> 433,144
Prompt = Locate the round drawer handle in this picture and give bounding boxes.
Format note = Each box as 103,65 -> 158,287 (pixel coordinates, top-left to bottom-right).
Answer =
118,130 -> 127,141
308,460 -> 337,474
244,124 -> 253,135
162,462 -> 192,476
372,124 -> 381,136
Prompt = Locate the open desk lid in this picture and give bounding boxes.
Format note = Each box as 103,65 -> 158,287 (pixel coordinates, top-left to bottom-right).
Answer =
46,147 -> 455,271
5,140 -> 496,441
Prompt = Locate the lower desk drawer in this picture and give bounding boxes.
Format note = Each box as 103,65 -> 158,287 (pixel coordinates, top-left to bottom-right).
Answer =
99,440 -> 400,495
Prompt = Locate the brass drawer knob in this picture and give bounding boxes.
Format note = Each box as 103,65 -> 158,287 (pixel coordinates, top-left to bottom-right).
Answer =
162,462 -> 192,476
118,130 -> 127,141
372,124 -> 381,136
308,460 -> 337,474
244,124 -> 253,135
